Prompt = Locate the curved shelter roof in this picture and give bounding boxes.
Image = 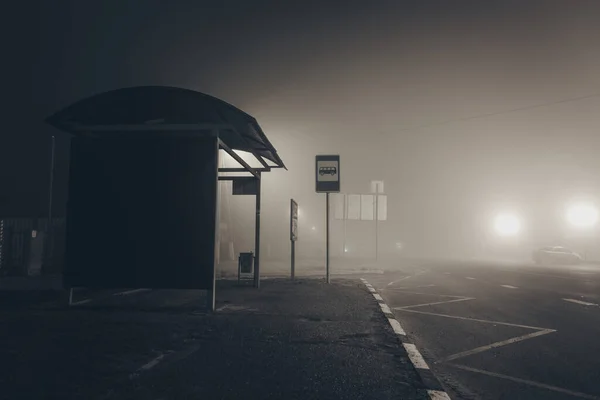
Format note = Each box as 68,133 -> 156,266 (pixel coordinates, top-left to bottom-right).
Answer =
46,86 -> 285,168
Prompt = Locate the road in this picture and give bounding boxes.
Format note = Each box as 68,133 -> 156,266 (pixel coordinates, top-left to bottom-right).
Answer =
362,260 -> 600,400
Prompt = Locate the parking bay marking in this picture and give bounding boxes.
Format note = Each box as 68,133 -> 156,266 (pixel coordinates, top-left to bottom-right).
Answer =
389,289 -> 589,398
563,298 -> 599,307
447,364 -> 600,400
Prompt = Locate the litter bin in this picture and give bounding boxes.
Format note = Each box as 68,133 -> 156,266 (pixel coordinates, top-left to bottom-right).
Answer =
238,252 -> 254,281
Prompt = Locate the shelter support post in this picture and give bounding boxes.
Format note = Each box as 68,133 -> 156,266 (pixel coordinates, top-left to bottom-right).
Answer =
254,172 -> 262,288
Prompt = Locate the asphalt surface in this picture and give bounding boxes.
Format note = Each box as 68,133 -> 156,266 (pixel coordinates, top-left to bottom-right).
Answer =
362,260 -> 600,400
0,279 -> 427,400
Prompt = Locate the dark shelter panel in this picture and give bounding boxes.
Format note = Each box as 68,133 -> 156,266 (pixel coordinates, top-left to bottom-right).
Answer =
64,136 -> 218,289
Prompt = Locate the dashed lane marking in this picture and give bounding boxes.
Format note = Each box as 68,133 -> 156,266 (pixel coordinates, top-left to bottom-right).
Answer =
428,390 -> 452,400
380,303 -> 392,314
563,298 -> 599,307
387,317 -> 406,335
362,278 -> 451,399
500,285 -> 518,289
447,364 -> 600,400
403,343 -> 430,369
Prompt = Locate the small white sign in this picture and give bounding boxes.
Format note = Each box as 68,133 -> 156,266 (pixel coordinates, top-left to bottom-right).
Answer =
317,161 -> 339,182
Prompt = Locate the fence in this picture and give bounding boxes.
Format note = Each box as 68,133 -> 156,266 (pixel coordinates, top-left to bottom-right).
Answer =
0,218 -> 65,277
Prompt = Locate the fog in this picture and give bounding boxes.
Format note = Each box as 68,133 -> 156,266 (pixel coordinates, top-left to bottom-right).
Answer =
214,2 -> 600,270
4,1 -> 600,270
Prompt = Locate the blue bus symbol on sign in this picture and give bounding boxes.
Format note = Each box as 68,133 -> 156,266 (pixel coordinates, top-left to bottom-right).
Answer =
319,166 -> 337,176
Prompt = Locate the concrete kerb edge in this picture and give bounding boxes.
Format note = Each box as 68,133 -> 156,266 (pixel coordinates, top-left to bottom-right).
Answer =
359,278 -> 451,400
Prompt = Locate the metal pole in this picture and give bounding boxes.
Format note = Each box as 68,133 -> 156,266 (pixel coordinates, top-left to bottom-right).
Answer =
46,136 -> 56,273
291,240 -> 295,280
375,194 -> 379,261
326,192 -> 330,284
343,194 -> 347,256
254,173 -> 261,288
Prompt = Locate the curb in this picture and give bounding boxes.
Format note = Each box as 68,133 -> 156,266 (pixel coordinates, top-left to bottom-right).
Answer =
360,278 -> 451,400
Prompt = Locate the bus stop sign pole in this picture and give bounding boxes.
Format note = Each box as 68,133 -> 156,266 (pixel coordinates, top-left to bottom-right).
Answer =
315,155 -> 340,284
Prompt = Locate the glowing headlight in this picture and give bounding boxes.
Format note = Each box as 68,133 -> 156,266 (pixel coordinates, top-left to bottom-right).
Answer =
567,202 -> 598,228
494,214 -> 521,237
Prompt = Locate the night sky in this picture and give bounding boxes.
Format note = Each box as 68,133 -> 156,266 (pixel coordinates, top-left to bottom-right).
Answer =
3,1 -> 600,253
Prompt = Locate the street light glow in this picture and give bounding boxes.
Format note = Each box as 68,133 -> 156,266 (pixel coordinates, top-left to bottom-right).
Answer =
494,214 -> 521,237
566,202 -> 598,228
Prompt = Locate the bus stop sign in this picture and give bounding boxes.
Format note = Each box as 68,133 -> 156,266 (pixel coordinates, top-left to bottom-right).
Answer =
316,155 -> 340,193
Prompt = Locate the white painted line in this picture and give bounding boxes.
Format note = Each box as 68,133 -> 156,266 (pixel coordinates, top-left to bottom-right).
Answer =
359,278 -> 366,282
70,299 -> 92,306
500,285 -> 518,289
403,343 -> 429,369
373,293 -> 383,301
139,354 -> 165,371
387,318 -> 406,335
563,298 -> 599,307
397,308 -> 551,330
466,277 -> 476,280
380,303 -> 392,314
448,364 -> 600,400
428,390 -> 452,400
442,329 -> 555,362
384,290 -> 467,298
395,297 -> 474,310
130,353 -> 168,379
368,287 -> 376,293
387,275 -> 412,286
113,288 -> 151,296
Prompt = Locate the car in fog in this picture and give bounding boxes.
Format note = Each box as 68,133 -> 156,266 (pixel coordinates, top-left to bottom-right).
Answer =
532,246 -> 582,265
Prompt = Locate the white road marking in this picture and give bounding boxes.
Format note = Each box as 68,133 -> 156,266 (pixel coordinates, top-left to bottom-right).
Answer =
368,287 -> 376,293
387,318 -> 406,335
563,298 -> 599,307
70,299 -> 92,306
380,303 -> 392,314
387,275 -> 412,286
397,308 -> 551,330
395,297 -> 474,310
359,278 -> 367,282
113,288 -> 151,296
448,364 -> 600,400
387,269 -> 428,286
384,290 -> 467,298
442,329 -> 555,362
444,272 -> 451,275
500,285 -> 518,289
373,293 -> 383,301
129,353 -> 169,379
428,390 -> 452,400
403,343 -> 429,369
466,277 -> 476,280
139,354 -> 165,371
